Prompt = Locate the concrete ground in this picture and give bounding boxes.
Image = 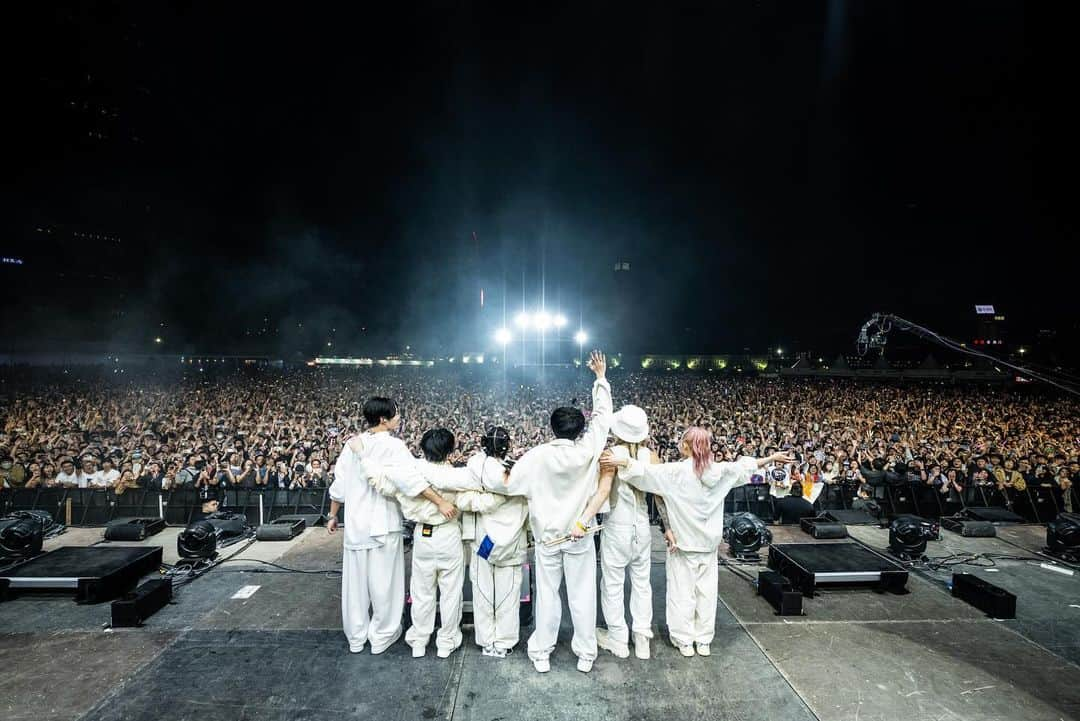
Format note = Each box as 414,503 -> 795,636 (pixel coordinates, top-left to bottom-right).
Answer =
1,523 -> 1077,721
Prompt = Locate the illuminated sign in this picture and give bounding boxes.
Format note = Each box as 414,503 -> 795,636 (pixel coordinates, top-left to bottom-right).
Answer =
975,305 -> 995,315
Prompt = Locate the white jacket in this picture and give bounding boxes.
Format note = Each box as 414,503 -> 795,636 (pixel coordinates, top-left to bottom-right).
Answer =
329,432 -> 425,549
503,378 -> 613,548
369,458 -> 500,527
618,456 -> 758,552
467,452 -> 529,566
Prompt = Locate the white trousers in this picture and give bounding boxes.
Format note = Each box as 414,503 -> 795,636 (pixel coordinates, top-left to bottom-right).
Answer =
665,548 -> 718,647
599,522 -> 653,644
341,533 -> 404,653
528,540 -> 597,663
405,523 -> 464,654
469,549 -> 522,651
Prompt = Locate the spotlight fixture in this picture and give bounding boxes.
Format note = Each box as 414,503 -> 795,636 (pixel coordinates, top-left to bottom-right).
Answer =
574,330 -> 588,345
723,512 -> 772,559
494,328 -> 512,345
888,515 -> 938,559
1046,512 -> 1080,561
553,314 -> 568,328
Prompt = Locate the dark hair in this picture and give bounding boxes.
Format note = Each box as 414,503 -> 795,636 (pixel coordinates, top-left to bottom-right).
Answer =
550,407 -> 586,440
420,428 -> 455,463
872,458 -> 886,471
789,482 -> 804,497
481,426 -> 511,459
363,397 -> 398,427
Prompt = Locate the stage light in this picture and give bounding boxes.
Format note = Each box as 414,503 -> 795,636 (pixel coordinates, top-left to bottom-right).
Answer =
0,517 -> 45,558
514,312 -> 530,329
553,314 -> 567,328
888,515 -> 937,559
1046,512 -> 1080,561
574,330 -> 588,345
534,311 -> 552,330
723,512 -> 772,559
177,520 -> 217,559
495,328 -> 512,345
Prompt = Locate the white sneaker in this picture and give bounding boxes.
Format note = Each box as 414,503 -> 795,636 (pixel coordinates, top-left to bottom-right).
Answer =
533,657 -> 550,673
576,657 -> 594,673
349,642 -> 365,654
633,633 -> 651,660
596,628 -> 630,659
370,627 -> 402,655
411,644 -> 426,658
696,643 -> 711,657
677,643 -> 695,657
436,642 -> 461,659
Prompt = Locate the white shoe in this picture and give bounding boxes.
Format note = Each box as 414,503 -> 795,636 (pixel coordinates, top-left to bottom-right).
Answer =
370,627 -> 402,655
436,642 -> 461,659
633,633 -> 651,660
411,644 -> 426,658
533,657 -> 550,673
349,643 -> 365,654
696,643 -> 711,657
596,628 -> 630,659
577,657 -> 594,673
675,642 -> 694,657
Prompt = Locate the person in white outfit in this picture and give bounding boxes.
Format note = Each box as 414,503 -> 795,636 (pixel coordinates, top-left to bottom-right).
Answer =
368,427 -> 502,659
502,350 -> 614,674
602,427 -> 793,658
327,396 -> 458,655
466,426 -> 530,658
597,405 -> 658,661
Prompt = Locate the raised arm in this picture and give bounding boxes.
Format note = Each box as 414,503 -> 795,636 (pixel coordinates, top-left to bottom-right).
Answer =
578,350 -> 613,457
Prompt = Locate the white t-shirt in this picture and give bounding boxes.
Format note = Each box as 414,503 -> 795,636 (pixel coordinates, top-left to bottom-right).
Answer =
604,444 -> 653,527
77,470 -> 104,489
99,469 -> 121,487
55,470 -> 80,486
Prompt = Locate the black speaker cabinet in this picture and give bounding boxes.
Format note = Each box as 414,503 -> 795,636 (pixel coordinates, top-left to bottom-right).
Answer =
952,572 -> 1016,619
799,517 -> 848,539
256,518 -> 306,541
105,518 -> 167,541
758,570 -> 803,616
111,579 -> 172,627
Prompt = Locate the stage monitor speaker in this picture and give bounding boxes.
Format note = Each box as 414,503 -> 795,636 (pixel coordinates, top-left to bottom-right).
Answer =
105,518 -> 167,541
801,517 -> 848,539
822,509 -> 878,525
758,570 -> 803,616
962,507 -> 1025,524
111,579 -> 172,627
952,572 -> 1016,619
960,521 -> 996,537
256,518 -> 305,541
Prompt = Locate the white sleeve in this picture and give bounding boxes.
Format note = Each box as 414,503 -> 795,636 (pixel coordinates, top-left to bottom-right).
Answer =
619,459 -> 684,495
578,378 -> 613,458
701,456 -> 759,490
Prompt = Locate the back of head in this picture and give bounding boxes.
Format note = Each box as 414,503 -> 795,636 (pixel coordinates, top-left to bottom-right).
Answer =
789,482 -> 804,497
682,427 -> 713,479
872,457 -> 886,472
363,396 -> 397,427
420,428 -> 455,463
550,407 -> 586,441
481,426 -> 511,459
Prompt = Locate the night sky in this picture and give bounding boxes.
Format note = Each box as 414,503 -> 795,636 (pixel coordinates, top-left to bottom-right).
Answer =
6,2 -> 1071,359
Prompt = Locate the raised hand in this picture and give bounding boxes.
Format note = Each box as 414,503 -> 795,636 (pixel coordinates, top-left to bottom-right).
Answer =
587,350 -> 606,380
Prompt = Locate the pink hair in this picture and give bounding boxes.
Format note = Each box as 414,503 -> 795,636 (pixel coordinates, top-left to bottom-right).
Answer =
682,427 -> 713,479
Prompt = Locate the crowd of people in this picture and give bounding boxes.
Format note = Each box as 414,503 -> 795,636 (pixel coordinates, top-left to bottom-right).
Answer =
1,364 -> 1078,512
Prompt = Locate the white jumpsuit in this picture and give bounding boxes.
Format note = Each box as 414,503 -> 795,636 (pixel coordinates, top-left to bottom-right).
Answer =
503,377 -> 613,665
599,444 -> 655,646
466,452 -> 529,652
618,455 -> 758,648
329,433 -> 427,654
371,460 -> 488,656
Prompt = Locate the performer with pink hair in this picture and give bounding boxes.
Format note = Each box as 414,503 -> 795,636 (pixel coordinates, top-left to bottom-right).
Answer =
601,427 -> 793,657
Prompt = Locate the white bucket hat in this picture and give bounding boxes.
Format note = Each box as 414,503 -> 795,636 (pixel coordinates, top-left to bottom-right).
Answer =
610,405 -> 649,444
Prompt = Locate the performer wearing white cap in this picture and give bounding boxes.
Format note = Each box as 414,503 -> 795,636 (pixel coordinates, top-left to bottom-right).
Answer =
596,405 -> 657,660
602,428 -> 793,657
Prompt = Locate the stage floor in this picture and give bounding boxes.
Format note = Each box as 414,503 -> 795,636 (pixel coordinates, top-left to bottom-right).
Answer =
1,524 -> 1077,721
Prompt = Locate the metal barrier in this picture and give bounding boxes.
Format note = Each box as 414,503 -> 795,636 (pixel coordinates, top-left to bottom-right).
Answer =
0,487 -> 331,527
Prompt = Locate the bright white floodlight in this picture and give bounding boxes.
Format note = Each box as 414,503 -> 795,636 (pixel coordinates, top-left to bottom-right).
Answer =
534,311 -> 552,330
514,312 -> 530,329
495,328 -> 512,345
553,314 -> 568,328
574,330 -> 588,345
